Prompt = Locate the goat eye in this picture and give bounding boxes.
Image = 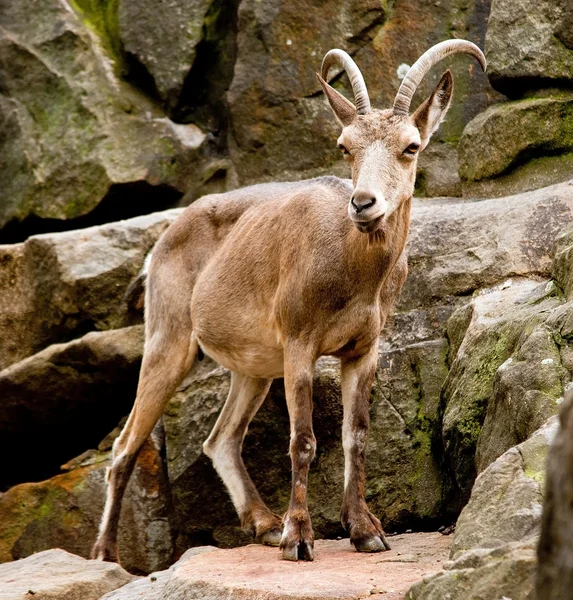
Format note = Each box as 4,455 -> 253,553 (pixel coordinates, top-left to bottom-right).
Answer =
338,144 -> 350,156
403,143 -> 420,156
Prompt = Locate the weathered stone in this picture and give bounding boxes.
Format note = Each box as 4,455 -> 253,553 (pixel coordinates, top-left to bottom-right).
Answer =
458,96 -> 573,197
0,209 -> 180,370
0,326 -> 143,489
0,548 -> 135,600
441,279 -> 563,501
0,428 -> 173,575
227,0 -> 496,189
405,417 -> 558,599
118,0 -> 213,103
104,535 -> 451,600
402,181 -> 573,312
536,390 -> 573,599
486,0 -> 573,95
0,0 -> 207,232
101,547 -> 217,600
453,417 -> 558,559
406,540 -> 537,600
476,319 -> 566,471
553,224 -> 573,300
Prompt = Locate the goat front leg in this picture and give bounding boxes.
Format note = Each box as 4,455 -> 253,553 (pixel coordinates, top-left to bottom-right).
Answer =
341,344 -> 391,553
280,344 -> 316,561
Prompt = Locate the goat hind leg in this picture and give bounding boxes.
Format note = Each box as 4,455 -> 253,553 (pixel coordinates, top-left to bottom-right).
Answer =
340,345 -> 390,553
92,334 -> 197,562
203,372 -> 282,546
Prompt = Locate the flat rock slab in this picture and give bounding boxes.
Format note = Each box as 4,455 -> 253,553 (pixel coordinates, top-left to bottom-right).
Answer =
0,548 -> 136,600
105,534 -> 451,600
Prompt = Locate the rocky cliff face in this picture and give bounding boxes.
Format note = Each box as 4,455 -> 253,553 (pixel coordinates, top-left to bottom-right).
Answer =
1,0 -> 572,596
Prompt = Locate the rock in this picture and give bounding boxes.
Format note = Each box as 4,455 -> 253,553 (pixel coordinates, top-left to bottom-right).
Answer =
406,539 -> 537,600
118,0 -> 213,103
102,535 -> 451,600
553,224 -> 573,300
486,0 -> 573,96
402,181 -> 573,312
164,338 -> 448,548
458,96 -> 573,198
441,279 -> 564,502
0,548 -> 135,600
0,326 -> 143,489
405,417 -> 558,600
536,390 -> 573,599
0,0 -> 207,233
0,428 -> 173,575
0,209 -> 180,370
452,417 -> 558,559
101,547 -> 217,600
227,0 -> 496,191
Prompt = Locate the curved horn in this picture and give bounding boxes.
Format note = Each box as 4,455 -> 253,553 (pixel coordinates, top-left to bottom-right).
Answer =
392,39 -> 486,116
321,49 -> 371,115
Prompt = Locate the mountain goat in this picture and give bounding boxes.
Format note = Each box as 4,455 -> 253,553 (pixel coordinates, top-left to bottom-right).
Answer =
93,39 -> 486,563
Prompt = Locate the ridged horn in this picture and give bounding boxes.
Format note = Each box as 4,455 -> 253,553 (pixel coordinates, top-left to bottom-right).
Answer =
392,39 -> 486,116
321,49 -> 371,115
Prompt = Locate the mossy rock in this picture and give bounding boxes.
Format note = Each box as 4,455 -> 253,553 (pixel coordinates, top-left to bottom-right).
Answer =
486,0 -> 573,96
458,95 -> 573,197
0,0 -> 208,232
442,278 -> 564,502
0,433 -> 173,575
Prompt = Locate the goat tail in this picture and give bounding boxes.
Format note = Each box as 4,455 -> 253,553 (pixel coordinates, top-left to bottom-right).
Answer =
124,252 -> 152,314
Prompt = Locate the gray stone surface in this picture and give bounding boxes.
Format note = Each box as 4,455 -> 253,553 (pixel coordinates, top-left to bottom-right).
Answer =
406,540 -> 537,600
0,209 -> 180,370
453,417 -> 558,559
118,0 -> 213,102
0,549 -> 136,600
486,0 -> 573,94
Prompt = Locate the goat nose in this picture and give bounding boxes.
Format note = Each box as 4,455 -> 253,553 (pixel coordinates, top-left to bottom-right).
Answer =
351,192 -> 376,213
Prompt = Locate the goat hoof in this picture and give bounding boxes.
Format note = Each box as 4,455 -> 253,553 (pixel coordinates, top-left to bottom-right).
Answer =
282,540 -> 314,562
259,527 -> 282,547
354,534 -> 391,553
91,540 -> 119,563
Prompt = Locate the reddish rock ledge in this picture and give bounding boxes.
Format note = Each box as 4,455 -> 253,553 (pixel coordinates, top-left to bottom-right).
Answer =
103,533 -> 452,600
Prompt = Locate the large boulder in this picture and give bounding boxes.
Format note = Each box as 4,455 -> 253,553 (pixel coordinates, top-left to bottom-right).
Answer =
0,326 -> 143,490
227,0 -> 496,196
0,0 -> 207,234
117,0 -> 213,104
406,417 -> 558,600
406,540 -> 537,600
486,0 -> 573,96
0,549 -> 135,600
402,181 -> 573,312
0,429 -> 173,575
536,390 -> 573,599
0,209 -> 180,370
441,279 -> 564,502
458,96 -> 573,198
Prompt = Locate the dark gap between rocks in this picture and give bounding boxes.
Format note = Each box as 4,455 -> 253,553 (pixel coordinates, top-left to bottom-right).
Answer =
0,367 -> 140,492
489,76 -> 573,99
0,181 -> 183,245
171,0 -> 240,152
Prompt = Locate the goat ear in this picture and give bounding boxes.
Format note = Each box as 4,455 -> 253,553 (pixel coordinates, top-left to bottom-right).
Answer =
412,70 -> 453,151
316,73 -> 356,127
